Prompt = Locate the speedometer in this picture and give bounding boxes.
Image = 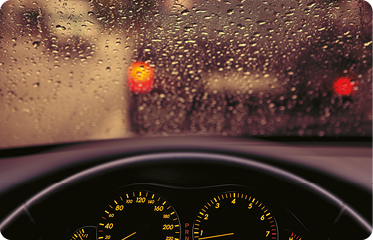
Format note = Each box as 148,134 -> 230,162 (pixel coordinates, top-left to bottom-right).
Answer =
97,190 -> 181,240
193,191 -> 278,240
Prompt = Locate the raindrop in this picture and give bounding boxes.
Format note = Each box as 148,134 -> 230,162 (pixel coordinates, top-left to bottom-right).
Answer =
181,10 -> 190,15
364,41 -> 372,47
285,11 -> 294,16
307,2 -> 316,8
237,24 -> 245,29
195,9 -> 207,13
33,41 -> 40,48
7,91 -> 16,97
84,20 -> 95,25
56,25 -> 66,30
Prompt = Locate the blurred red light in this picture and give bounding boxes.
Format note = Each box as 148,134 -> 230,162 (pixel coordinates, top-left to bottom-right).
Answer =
127,62 -> 154,94
332,76 -> 356,96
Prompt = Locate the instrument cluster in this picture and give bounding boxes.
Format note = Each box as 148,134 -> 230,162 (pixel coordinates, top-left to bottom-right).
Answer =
68,184 -> 310,240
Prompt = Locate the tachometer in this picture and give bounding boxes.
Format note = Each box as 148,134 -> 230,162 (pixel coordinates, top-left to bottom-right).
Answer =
192,191 -> 278,240
97,190 -> 181,240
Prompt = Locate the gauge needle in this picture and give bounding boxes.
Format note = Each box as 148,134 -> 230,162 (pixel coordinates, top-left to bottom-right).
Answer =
199,233 -> 234,240
122,232 -> 136,240
78,234 -> 83,240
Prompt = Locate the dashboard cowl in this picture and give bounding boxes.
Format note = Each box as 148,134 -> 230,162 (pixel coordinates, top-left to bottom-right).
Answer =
0,137 -> 371,240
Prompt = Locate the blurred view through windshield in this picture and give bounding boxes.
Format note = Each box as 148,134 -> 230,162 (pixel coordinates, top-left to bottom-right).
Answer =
0,0 -> 372,148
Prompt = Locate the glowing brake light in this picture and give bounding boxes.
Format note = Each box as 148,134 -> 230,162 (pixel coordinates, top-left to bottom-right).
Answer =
332,76 -> 356,96
127,62 -> 154,94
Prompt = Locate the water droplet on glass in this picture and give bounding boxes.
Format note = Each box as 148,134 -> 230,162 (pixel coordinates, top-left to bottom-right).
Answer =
364,41 -> 372,47
33,41 -> 40,48
181,10 -> 190,15
56,25 -> 66,30
307,2 -> 316,8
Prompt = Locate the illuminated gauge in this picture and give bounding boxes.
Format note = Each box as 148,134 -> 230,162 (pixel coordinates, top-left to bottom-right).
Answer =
192,191 -> 278,240
97,190 -> 181,240
280,230 -> 303,240
70,226 -> 96,240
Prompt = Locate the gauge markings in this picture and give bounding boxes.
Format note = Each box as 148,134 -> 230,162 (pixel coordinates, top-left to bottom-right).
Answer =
193,192 -> 278,240
70,226 -> 96,240
97,190 -> 181,240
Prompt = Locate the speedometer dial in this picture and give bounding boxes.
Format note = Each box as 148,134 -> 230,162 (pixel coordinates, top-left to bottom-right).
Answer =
193,192 -> 278,240
97,190 -> 181,240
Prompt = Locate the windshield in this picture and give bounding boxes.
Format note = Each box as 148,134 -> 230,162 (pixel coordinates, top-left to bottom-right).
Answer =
0,0 -> 371,148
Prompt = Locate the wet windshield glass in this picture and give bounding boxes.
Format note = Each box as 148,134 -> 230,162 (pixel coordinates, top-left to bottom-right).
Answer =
0,0 -> 371,148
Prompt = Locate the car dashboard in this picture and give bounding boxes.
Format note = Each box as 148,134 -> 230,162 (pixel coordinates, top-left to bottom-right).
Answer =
0,137 -> 371,240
